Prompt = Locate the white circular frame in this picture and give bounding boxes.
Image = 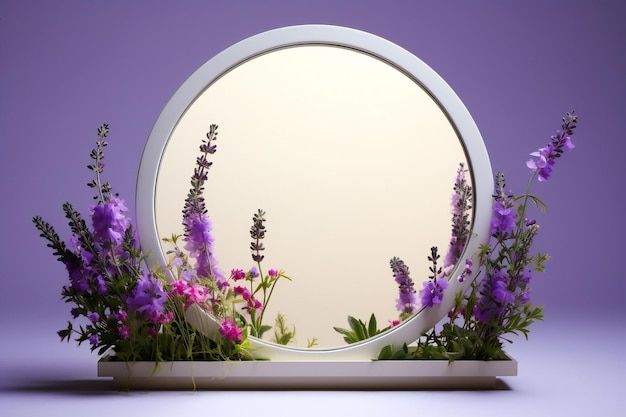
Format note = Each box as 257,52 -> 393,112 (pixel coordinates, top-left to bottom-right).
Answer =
136,25 -> 493,360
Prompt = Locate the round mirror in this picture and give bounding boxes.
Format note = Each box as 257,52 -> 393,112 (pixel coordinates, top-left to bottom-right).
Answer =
137,25 -> 493,359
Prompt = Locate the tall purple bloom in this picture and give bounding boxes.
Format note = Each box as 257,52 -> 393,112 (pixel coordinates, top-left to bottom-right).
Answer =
419,278 -> 448,308
183,212 -> 223,283
127,272 -> 168,320
490,200 -> 516,235
527,112 -> 577,181
490,173 -> 517,236
390,257 -> 416,315
474,268 -> 514,323
182,124 -> 225,285
443,164 -> 473,269
90,196 -> 131,245
418,247 -> 448,308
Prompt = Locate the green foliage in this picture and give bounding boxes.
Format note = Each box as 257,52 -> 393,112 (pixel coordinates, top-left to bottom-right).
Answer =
333,314 -> 390,344
271,313 -> 296,346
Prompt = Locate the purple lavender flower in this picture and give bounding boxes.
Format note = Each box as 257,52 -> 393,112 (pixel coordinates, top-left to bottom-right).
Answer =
87,311 -> 100,323
390,257 -> 416,315
527,112 -> 577,181
458,259 -> 473,282
90,196 -> 131,245
88,334 -> 99,346
443,164 -> 473,269
182,125 -> 225,285
474,268 -> 514,323
183,212 -> 223,283
418,247 -> 449,308
490,200 -> 516,235
248,266 -> 259,278
126,273 -> 168,321
419,278 -> 448,308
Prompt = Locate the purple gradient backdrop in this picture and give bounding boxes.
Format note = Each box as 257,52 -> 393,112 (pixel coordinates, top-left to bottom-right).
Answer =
1,1 -> 624,343
1,1 -> 625,415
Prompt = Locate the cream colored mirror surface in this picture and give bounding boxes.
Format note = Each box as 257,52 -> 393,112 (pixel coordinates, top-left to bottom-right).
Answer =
136,25 -> 492,359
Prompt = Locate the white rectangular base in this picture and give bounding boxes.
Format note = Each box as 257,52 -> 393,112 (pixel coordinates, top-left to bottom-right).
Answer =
98,355 -> 517,390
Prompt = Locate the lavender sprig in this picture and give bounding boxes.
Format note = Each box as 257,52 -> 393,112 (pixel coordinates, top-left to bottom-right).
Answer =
390,257 -> 416,317
182,124 -> 223,283
418,247 -> 448,308
443,163 -> 473,269
87,124 -> 113,204
526,112 -> 576,182
250,209 -> 266,264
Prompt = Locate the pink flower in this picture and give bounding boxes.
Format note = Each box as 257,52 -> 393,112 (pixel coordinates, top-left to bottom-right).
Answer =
171,279 -> 209,308
113,310 -> 127,322
247,298 -> 263,310
118,325 -> 130,339
219,319 -> 243,344
230,269 -> 246,281
268,269 -> 279,278
234,285 -> 252,300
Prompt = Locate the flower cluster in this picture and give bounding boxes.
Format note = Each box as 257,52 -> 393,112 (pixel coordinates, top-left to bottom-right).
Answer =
377,112 -> 577,361
34,124 -> 251,362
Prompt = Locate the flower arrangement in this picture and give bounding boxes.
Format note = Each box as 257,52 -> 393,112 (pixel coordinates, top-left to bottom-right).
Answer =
33,124 -> 295,362
34,112 -> 577,364
375,112 -> 578,360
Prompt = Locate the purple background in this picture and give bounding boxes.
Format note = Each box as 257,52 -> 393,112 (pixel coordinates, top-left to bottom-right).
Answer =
1,1 -> 624,415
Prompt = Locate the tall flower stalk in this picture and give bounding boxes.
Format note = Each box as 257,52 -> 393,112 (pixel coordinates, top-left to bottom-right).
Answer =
34,125 -> 245,363
182,124 -> 225,287
378,112 -> 578,361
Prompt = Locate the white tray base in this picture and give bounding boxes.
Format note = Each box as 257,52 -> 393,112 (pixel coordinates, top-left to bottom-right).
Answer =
98,355 -> 517,390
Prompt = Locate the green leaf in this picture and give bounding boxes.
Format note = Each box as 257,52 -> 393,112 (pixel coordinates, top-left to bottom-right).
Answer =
367,313 -> 378,338
347,316 -> 366,341
377,344 -> 394,360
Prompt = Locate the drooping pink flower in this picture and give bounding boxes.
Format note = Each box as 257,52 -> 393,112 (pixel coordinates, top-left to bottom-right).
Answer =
219,319 -> 243,344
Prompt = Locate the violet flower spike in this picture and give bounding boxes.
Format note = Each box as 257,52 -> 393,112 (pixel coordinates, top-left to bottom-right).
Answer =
442,163 -> 473,269
181,124 -> 225,285
390,257 -> 417,315
418,247 -> 448,308
527,112 -> 577,182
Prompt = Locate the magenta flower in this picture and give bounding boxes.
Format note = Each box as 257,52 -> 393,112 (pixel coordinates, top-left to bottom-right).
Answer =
171,279 -> 208,308
219,319 -> 243,344
233,285 -> 252,300
268,269 -> 279,278
90,197 -> 131,245
113,310 -> 127,322
118,325 -> 130,339
230,268 -> 246,281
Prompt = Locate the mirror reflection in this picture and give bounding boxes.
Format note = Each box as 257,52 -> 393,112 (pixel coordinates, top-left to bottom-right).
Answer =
155,45 -> 469,348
